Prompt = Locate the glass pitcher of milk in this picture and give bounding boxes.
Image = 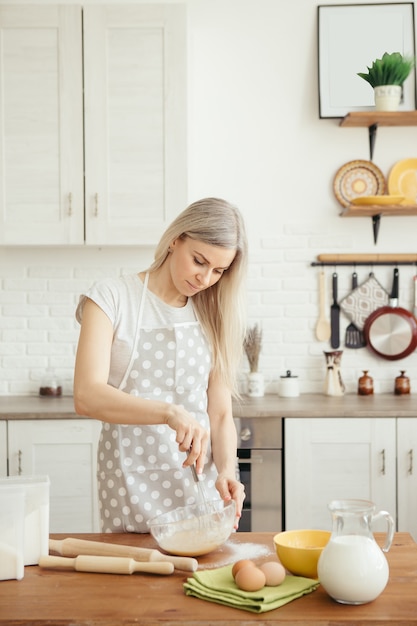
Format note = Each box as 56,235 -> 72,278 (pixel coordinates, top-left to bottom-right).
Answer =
317,499 -> 394,605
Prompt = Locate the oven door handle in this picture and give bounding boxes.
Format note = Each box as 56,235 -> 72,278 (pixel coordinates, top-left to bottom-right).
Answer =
237,454 -> 263,465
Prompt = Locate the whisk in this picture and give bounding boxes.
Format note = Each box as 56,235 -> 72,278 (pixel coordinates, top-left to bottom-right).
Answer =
187,456 -> 234,536
188,457 -> 219,524
189,462 -> 210,506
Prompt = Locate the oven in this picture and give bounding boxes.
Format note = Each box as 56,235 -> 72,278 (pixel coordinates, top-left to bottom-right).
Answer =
234,416 -> 283,532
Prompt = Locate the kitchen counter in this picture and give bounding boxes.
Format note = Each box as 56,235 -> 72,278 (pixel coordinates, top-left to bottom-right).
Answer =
0,393 -> 416,419
0,532 -> 416,625
233,393 -> 417,418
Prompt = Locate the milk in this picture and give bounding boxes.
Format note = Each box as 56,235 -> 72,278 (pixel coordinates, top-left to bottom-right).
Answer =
318,535 -> 389,604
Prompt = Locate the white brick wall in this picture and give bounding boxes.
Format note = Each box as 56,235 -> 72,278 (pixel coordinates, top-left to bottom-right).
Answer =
0,247 -> 152,396
1,241 -> 416,398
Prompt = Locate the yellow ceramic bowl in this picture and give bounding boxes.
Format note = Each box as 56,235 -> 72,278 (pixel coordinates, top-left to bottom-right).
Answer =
273,529 -> 331,579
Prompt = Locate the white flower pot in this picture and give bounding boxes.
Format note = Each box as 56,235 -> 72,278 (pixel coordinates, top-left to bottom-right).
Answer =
247,372 -> 264,397
374,85 -> 402,111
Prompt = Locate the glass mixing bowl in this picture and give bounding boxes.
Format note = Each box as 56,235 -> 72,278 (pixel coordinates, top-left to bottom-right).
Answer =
147,499 -> 236,556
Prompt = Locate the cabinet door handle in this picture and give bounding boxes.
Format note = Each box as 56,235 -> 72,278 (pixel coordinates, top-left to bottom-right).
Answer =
380,449 -> 386,475
408,449 -> 413,475
18,449 -> 22,475
94,193 -> 99,217
68,192 -> 73,216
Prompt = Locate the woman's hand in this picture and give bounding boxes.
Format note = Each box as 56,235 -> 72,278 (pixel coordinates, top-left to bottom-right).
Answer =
165,405 -> 209,472
215,474 -> 246,530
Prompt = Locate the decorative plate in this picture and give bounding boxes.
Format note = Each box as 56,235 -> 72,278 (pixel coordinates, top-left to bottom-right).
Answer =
333,160 -> 386,208
388,158 -> 417,205
350,194 -> 405,206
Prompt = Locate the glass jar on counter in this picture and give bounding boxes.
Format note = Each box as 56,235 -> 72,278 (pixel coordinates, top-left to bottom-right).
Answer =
358,371 -> 374,396
39,368 -> 62,397
394,371 -> 410,395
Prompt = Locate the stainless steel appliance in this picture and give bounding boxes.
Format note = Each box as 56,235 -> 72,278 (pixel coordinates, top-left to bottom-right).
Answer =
234,417 -> 283,532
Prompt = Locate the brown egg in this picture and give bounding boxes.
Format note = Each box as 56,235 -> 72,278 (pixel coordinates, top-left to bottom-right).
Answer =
235,565 -> 266,592
259,561 -> 286,586
231,559 -> 256,579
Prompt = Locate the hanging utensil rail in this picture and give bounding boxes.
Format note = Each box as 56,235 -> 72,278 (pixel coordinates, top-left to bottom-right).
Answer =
311,254 -> 417,267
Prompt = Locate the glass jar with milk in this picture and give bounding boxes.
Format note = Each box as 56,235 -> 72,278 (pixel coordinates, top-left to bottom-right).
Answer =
317,499 -> 394,605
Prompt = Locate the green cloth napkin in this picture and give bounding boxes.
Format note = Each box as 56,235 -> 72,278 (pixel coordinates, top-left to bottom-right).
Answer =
183,564 -> 319,613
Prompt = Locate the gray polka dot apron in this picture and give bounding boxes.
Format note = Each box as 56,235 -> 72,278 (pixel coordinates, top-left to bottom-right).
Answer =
97,272 -> 218,533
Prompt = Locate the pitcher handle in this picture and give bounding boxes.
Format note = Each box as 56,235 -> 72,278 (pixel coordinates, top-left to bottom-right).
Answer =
372,510 -> 395,552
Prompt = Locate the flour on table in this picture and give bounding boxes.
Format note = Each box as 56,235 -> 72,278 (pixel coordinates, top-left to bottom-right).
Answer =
198,540 -> 274,569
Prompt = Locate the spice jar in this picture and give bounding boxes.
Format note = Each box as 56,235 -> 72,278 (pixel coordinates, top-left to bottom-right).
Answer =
39,368 -> 62,397
358,371 -> 374,396
395,371 -> 410,395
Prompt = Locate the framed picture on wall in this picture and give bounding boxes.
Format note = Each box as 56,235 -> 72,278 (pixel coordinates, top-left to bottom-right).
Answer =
318,3 -> 416,118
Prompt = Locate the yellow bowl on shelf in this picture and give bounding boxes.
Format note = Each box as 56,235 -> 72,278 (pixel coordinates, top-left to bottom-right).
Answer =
273,529 -> 331,579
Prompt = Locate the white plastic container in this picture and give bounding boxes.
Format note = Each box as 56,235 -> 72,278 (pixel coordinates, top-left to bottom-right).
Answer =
0,486 -> 25,580
278,370 -> 299,397
0,476 -> 50,565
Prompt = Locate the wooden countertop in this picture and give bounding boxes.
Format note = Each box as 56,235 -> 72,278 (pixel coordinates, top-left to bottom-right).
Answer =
0,532 -> 416,625
0,394 -> 416,419
232,394 -> 417,418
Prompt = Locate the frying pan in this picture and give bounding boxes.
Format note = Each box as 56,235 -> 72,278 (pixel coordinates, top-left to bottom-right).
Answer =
363,268 -> 417,360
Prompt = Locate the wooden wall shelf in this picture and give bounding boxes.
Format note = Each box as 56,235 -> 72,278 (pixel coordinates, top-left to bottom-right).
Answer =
337,110 -> 417,241
341,205 -> 417,217
340,111 -> 417,127
339,205 -> 417,243
340,111 -> 417,161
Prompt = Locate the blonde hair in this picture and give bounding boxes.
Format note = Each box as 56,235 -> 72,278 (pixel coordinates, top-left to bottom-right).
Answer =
148,198 -> 248,395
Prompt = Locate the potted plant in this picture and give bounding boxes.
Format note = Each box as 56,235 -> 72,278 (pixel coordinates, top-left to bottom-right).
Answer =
243,324 -> 264,397
357,51 -> 415,111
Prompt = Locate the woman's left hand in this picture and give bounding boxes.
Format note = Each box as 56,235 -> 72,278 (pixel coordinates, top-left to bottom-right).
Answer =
215,475 -> 245,530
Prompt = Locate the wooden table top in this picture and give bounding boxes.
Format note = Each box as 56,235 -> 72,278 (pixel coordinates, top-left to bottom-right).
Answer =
0,532 -> 416,625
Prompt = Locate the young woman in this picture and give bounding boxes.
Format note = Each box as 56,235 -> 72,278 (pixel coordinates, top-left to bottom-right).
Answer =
74,197 -> 248,532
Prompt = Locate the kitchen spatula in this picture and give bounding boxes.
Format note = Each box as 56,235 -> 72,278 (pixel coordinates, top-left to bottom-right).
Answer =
345,272 -> 366,349
330,272 -> 340,348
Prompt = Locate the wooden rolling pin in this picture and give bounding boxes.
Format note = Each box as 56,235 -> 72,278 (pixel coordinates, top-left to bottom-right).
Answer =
49,537 -> 198,572
39,554 -> 174,575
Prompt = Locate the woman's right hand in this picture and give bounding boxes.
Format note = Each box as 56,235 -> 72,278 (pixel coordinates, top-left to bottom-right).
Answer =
165,405 -> 209,473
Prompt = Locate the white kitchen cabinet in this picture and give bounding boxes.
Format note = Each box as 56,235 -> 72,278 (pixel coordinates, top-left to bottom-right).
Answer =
0,5 -> 83,245
0,4 -> 186,245
397,418 -> 417,541
285,418 -> 397,532
0,421 -> 7,476
7,419 -> 101,533
83,5 -> 187,245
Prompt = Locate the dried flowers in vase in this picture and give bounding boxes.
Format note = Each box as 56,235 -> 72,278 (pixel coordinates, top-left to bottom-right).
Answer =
244,324 -> 263,373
